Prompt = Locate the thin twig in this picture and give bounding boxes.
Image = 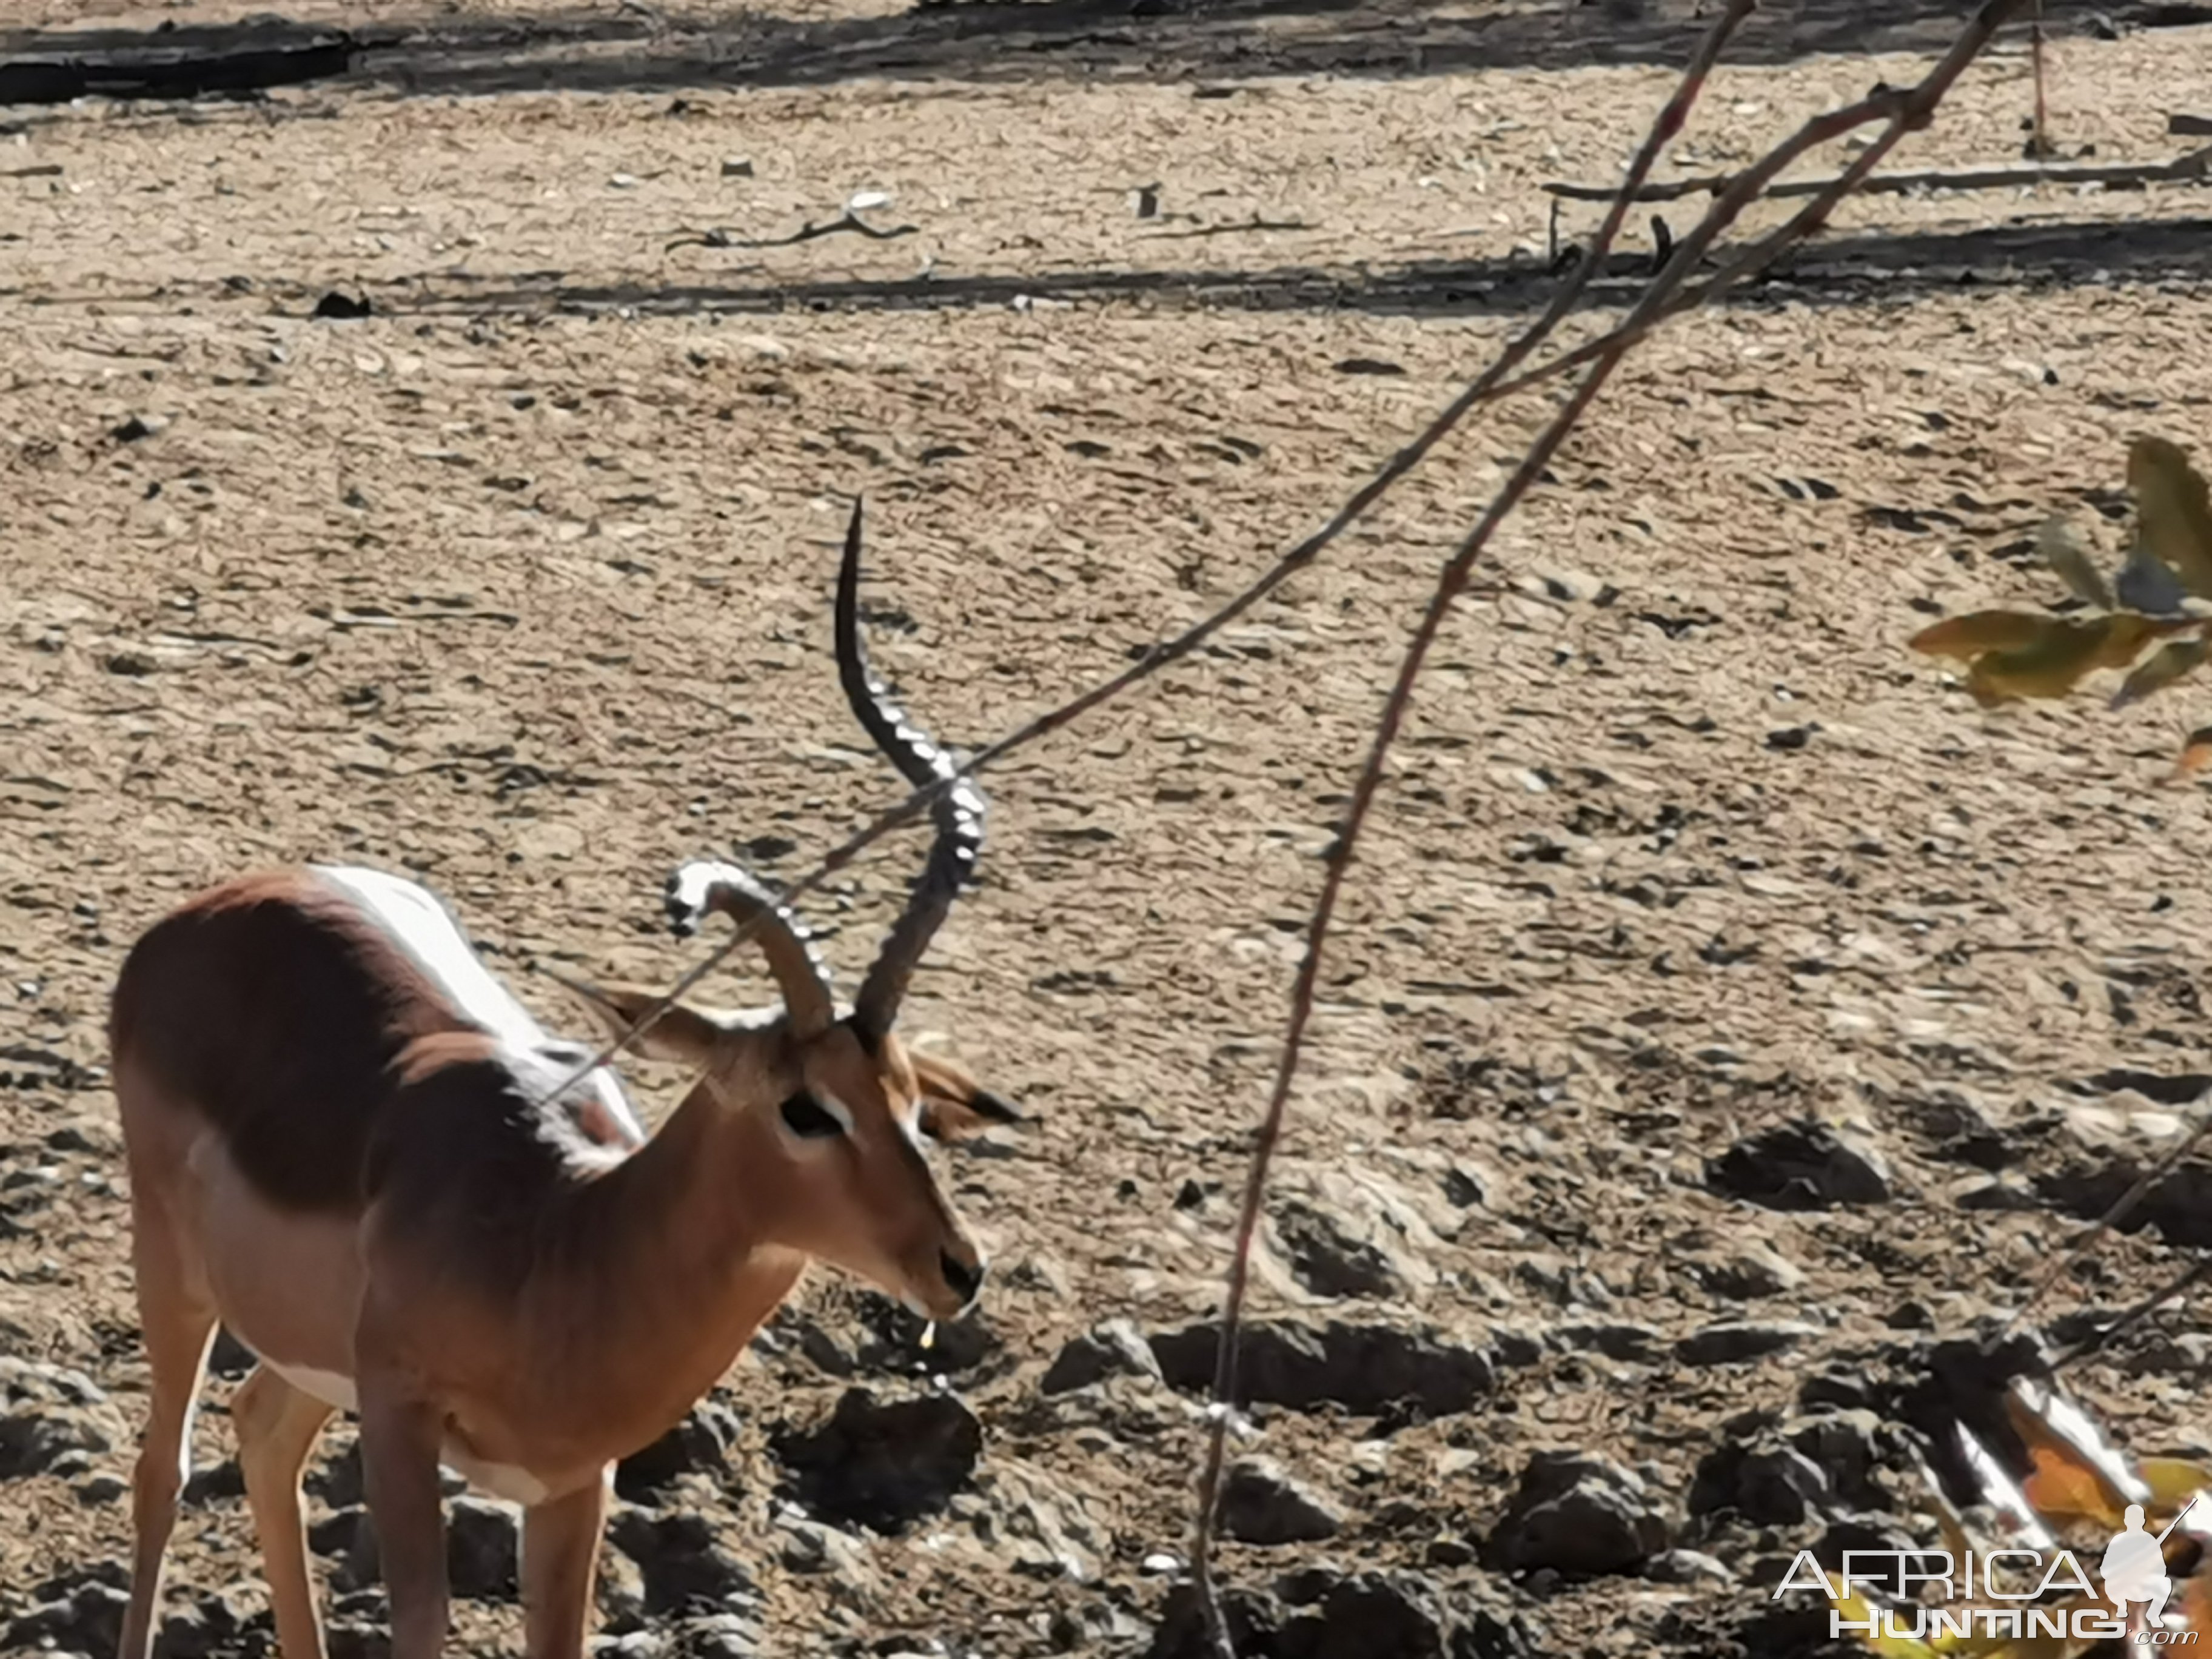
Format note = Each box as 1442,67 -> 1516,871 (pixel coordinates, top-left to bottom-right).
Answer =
2048,1252 -> 2212,1374
2029,0 -> 2052,160
1184,1 -> 2028,1652
1541,142 -> 2212,200
2006,1102 -> 2212,1339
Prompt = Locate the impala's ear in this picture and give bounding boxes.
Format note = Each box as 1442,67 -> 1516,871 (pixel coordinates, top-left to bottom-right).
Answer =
543,972 -> 726,1069
910,1050 -> 1025,1142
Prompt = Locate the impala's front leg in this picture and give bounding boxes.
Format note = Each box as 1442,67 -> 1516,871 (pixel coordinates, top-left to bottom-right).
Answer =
521,1472 -> 609,1659
356,1376 -> 449,1659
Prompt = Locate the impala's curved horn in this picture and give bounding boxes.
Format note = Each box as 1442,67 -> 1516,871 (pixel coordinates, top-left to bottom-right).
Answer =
665,860 -> 835,1038
835,497 -> 986,1042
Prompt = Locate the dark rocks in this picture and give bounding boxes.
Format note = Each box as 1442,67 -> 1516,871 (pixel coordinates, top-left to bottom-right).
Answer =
1270,1199 -> 1404,1298
1682,1245 -> 1804,1301
208,1326 -> 258,1378
984,1465 -> 1109,1582
615,1398 -> 740,1502
1789,1412 -> 1894,1509
1707,1119 -> 1891,1210
1147,1570 -> 1534,1659
447,1496 -> 521,1599
1871,1332 -> 2053,1509
155,1589 -> 258,1658
2036,1157 -> 2212,1248
771,1387 -> 980,1533
1485,1450 -> 1669,1577
1218,1458 -> 1343,1545
608,1509 -> 760,1615
1041,1319 -> 1163,1394
1687,1443 -> 1831,1525
4,1573 -> 130,1655
0,1357 -> 122,1479
1557,1323 -> 1662,1363
1675,1321 -> 1816,1367
1149,1320 -> 1493,1417
183,1456 -> 246,1504
310,1497 -> 518,1599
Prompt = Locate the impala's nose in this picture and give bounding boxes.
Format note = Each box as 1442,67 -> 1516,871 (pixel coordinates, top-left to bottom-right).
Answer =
939,1248 -> 986,1307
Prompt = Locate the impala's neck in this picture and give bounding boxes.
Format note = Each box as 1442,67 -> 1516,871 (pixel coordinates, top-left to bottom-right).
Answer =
536,1086 -> 802,1456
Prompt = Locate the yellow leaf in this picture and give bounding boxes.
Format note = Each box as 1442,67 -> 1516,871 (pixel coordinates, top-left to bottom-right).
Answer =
2007,1379 -> 2141,1527
2040,515 -> 2113,609
1910,611 -> 2060,659
2174,726 -> 2212,782
2129,435 -> 2212,599
2020,1444 -> 2126,1526
2111,637 -> 2211,708
2140,1455 -> 2212,1513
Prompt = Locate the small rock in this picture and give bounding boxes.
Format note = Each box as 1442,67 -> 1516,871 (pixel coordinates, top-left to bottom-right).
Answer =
0,1357 -> 122,1478
310,1497 -> 517,1598
4,1575 -> 130,1655
1557,1323 -> 1662,1362
209,1327 -> 258,1378
988,1465 -> 1107,1581
312,290 -> 374,320
1707,1119 -> 1891,1210
1218,1457 -> 1342,1545
608,1510 -> 760,1615
447,1496 -> 520,1599
720,158 -> 754,178
1269,1198 -> 1406,1299
615,1398 -> 740,1501
183,1456 -> 246,1503
1954,1173 -> 2039,1211
771,1387 -> 980,1533
1485,1450 -> 1669,1577
1687,1443 -> 1831,1525
1675,1320 -> 1816,1366
1040,1319 -> 1162,1394
1148,1319 -> 1493,1416
673,1612 -> 761,1657
1646,1548 -> 1731,1584
1790,1412 -> 1893,1508
155,1589 -> 255,1658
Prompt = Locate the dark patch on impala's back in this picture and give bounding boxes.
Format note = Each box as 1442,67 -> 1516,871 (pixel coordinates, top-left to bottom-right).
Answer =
110,870 -> 468,1212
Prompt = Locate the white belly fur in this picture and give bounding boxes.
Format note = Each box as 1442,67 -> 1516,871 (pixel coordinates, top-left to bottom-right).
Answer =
269,1361 -> 359,1412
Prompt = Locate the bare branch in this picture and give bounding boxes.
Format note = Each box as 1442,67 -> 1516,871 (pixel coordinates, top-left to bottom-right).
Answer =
1543,141 -> 2212,201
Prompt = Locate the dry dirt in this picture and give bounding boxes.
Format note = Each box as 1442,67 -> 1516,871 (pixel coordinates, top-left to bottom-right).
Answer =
7,1 -> 2212,1655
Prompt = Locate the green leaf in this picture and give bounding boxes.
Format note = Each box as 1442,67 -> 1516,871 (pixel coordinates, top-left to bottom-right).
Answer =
2038,514 -> 2111,609
2129,435 -> 2212,599
2111,637 -> 2210,709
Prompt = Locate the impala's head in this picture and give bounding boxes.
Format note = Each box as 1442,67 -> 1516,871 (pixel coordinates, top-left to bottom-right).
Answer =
568,500 -> 1017,1322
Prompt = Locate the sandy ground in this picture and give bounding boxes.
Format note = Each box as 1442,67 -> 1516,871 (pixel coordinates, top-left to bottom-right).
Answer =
7,2 -> 2212,1654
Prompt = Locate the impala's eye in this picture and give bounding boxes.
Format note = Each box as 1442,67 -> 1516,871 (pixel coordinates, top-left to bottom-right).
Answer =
780,1092 -> 844,1139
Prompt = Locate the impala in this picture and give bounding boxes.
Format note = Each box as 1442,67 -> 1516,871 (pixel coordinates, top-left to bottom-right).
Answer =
105,501 -> 1019,1659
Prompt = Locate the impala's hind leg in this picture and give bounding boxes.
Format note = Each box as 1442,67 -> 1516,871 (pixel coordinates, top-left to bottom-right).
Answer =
116,1181 -> 217,1659
233,1365 -> 336,1659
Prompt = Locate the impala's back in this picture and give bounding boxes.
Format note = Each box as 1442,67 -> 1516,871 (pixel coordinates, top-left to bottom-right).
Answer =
112,870 -> 463,1212
109,866 -> 642,1392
